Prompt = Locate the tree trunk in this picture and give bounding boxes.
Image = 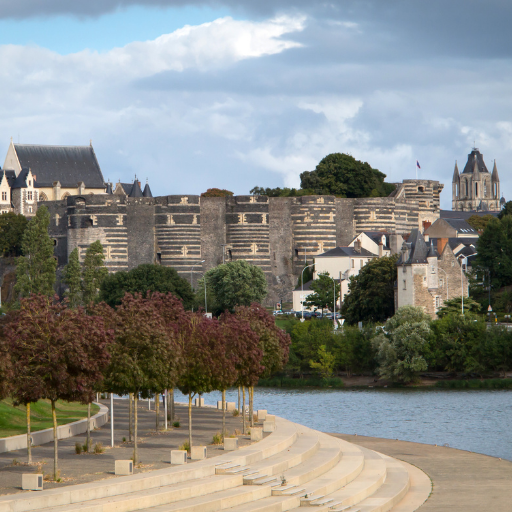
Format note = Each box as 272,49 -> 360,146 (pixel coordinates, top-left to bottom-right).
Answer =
238,386 -> 241,413
133,394 -> 138,464
188,392 -> 193,449
242,386 -> 246,434
87,403 -> 91,452
51,400 -> 58,481
129,393 -> 133,442
26,403 -> 31,464
249,387 -> 254,427
170,388 -> 175,421
222,389 -> 226,435
155,393 -> 160,432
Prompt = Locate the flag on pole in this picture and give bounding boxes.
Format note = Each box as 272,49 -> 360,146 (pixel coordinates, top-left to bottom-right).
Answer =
416,160 -> 421,169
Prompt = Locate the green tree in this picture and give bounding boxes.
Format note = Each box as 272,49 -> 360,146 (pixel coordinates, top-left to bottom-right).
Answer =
466,214 -> 495,232
436,296 -> 482,317
15,206 -> 57,298
309,345 -> 336,378
372,306 -> 432,383
249,186 -> 313,197
498,201 -> 512,219
300,153 -> 395,198
342,255 -> 398,324
304,272 -> 340,313
63,248 -> 82,308
82,241 -> 108,305
0,212 -> 28,257
205,260 -> 267,314
475,216 -> 512,289
98,264 -> 194,309
333,324 -> 377,376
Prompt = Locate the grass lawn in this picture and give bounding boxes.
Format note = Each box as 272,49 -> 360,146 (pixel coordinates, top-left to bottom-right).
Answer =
0,399 -> 100,438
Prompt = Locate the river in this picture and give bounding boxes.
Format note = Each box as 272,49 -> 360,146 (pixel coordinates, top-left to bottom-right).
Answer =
173,388 -> 512,461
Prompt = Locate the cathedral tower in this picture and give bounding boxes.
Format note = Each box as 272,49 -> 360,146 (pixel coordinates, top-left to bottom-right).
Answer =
452,148 -> 501,211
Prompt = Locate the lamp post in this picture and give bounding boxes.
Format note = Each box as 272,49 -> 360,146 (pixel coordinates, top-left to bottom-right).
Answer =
190,260 -> 205,289
190,270 -> 208,314
332,277 -> 337,329
301,263 -> 315,321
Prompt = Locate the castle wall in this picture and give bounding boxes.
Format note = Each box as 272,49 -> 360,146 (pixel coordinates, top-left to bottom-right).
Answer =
45,179 -> 442,305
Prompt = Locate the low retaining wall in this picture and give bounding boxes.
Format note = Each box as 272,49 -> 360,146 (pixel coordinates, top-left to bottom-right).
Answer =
0,402 -> 109,454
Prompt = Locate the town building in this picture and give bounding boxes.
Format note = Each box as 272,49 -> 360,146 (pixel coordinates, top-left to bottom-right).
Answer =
1,140 -> 107,216
396,229 -> 469,318
452,147 -> 502,212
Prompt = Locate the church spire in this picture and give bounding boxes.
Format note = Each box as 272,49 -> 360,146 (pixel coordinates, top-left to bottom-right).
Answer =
452,161 -> 459,183
472,159 -> 481,180
492,160 -> 500,182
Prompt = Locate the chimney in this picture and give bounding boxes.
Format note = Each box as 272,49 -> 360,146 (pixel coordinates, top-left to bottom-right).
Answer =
354,239 -> 362,253
378,240 -> 383,258
437,237 -> 448,255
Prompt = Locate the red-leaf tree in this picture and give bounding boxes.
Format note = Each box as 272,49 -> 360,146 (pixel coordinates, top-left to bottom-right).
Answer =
0,315 -> 13,400
100,293 -> 182,463
5,295 -> 112,479
235,303 -> 291,426
220,311 -> 263,434
177,313 -> 234,448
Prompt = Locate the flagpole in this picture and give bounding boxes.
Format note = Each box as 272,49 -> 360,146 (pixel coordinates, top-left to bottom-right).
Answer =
416,162 -> 418,180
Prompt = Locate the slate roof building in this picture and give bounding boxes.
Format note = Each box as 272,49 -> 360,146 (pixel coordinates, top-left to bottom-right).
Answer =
452,147 -> 502,212
396,229 -> 469,318
1,140 -> 107,216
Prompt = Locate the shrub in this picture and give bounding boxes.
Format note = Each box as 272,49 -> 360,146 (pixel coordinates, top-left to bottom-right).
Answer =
212,432 -> 223,445
232,409 -> 240,417
93,442 -> 105,454
173,421 -> 180,428
75,442 -> 83,455
179,441 -> 190,452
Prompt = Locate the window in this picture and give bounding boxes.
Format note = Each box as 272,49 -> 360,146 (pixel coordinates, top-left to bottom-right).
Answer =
1,192 -> 6,201
360,259 -> 363,268
475,183 -> 479,197
431,265 -> 435,274
28,206 -> 32,213
418,186 -> 424,193
484,182 -> 487,196
435,296 -> 441,309
403,280 -> 407,290
28,180 -> 31,186
439,277 -> 444,287
351,259 -> 355,268
27,191 -> 33,201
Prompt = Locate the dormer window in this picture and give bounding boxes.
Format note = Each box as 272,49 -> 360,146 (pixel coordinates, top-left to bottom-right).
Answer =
1,192 -> 6,201
28,180 -> 31,186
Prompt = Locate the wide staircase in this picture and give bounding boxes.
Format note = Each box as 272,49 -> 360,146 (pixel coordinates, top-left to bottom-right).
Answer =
0,417 -> 431,512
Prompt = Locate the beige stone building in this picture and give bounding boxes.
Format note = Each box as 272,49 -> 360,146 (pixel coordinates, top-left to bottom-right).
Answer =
396,229 -> 469,318
1,141 -> 107,216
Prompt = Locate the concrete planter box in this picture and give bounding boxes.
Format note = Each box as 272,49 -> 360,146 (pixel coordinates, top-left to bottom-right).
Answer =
257,410 -> 267,422
170,450 -> 187,465
0,403 -> 109,454
223,438 -> 239,451
251,428 -> 263,441
190,446 -> 207,460
226,402 -> 236,411
21,474 -> 43,491
194,398 -> 204,407
265,414 -> 276,423
115,460 -> 133,476
263,421 -> 276,433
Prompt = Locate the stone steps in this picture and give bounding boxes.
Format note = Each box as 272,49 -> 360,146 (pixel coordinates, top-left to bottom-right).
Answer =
0,417 -> 431,512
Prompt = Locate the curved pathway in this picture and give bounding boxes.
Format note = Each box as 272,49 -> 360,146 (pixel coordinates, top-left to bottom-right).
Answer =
332,434 -> 512,512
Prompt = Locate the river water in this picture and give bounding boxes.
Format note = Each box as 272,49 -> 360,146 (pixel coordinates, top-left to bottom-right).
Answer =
174,388 -> 512,461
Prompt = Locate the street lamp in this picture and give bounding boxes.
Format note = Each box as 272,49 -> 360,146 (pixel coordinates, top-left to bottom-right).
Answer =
190,260 -> 205,288
190,269 -> 208,314
332,276 -> 338,329
301,263 -> 315,320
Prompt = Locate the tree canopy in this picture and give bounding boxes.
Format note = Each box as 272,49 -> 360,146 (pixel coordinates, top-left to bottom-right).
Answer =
475,216 -> 512,289
98,264 -> 194,309
466,214 -> 496,232
201,188 -> 234,197
15,206 -> 57,298
204,260 -> 267,314
498,201 -> 512,219
300,153 -> 396,198
0,212 -> 28,257
341,255 -> 398,324
303,271 -> 340,312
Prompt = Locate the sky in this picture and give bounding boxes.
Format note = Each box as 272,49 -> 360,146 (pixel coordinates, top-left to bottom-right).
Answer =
0,0 -> 511,209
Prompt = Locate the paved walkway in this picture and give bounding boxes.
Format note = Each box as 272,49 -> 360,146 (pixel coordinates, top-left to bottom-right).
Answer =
0,398 -> 250,495
331,433 -> 512,512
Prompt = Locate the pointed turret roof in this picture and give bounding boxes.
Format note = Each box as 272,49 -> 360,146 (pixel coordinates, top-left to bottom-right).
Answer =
398,229 -> 429,265
129,177 -> 143,197
462,148 -> 489,174
492,160 -> 499,182
143,181 -> 152,197
105,182 -> 113,194
427,240 -> 438,258
452,161 -> 459,183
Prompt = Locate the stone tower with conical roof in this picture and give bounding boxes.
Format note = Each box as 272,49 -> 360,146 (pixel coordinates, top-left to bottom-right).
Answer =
452,147 -> 501,211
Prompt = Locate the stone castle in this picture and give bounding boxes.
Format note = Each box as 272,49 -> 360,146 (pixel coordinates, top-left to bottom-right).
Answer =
43,179 -> 443,304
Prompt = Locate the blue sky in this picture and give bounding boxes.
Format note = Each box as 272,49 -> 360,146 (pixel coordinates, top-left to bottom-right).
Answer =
1,0 -> 512,208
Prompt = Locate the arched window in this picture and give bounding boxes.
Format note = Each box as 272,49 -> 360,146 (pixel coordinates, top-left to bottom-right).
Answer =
475,183 -> 479,197
39,192 -> 48,201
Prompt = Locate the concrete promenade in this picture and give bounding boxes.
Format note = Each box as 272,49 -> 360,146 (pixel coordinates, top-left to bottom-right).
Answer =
0,398 -> 248,495
332,433 -> 512,512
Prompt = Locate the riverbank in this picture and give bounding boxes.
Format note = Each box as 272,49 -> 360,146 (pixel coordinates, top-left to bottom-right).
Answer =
0,400 -> 99,438
257,375 -> 512,389
332,433 -> 512,512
